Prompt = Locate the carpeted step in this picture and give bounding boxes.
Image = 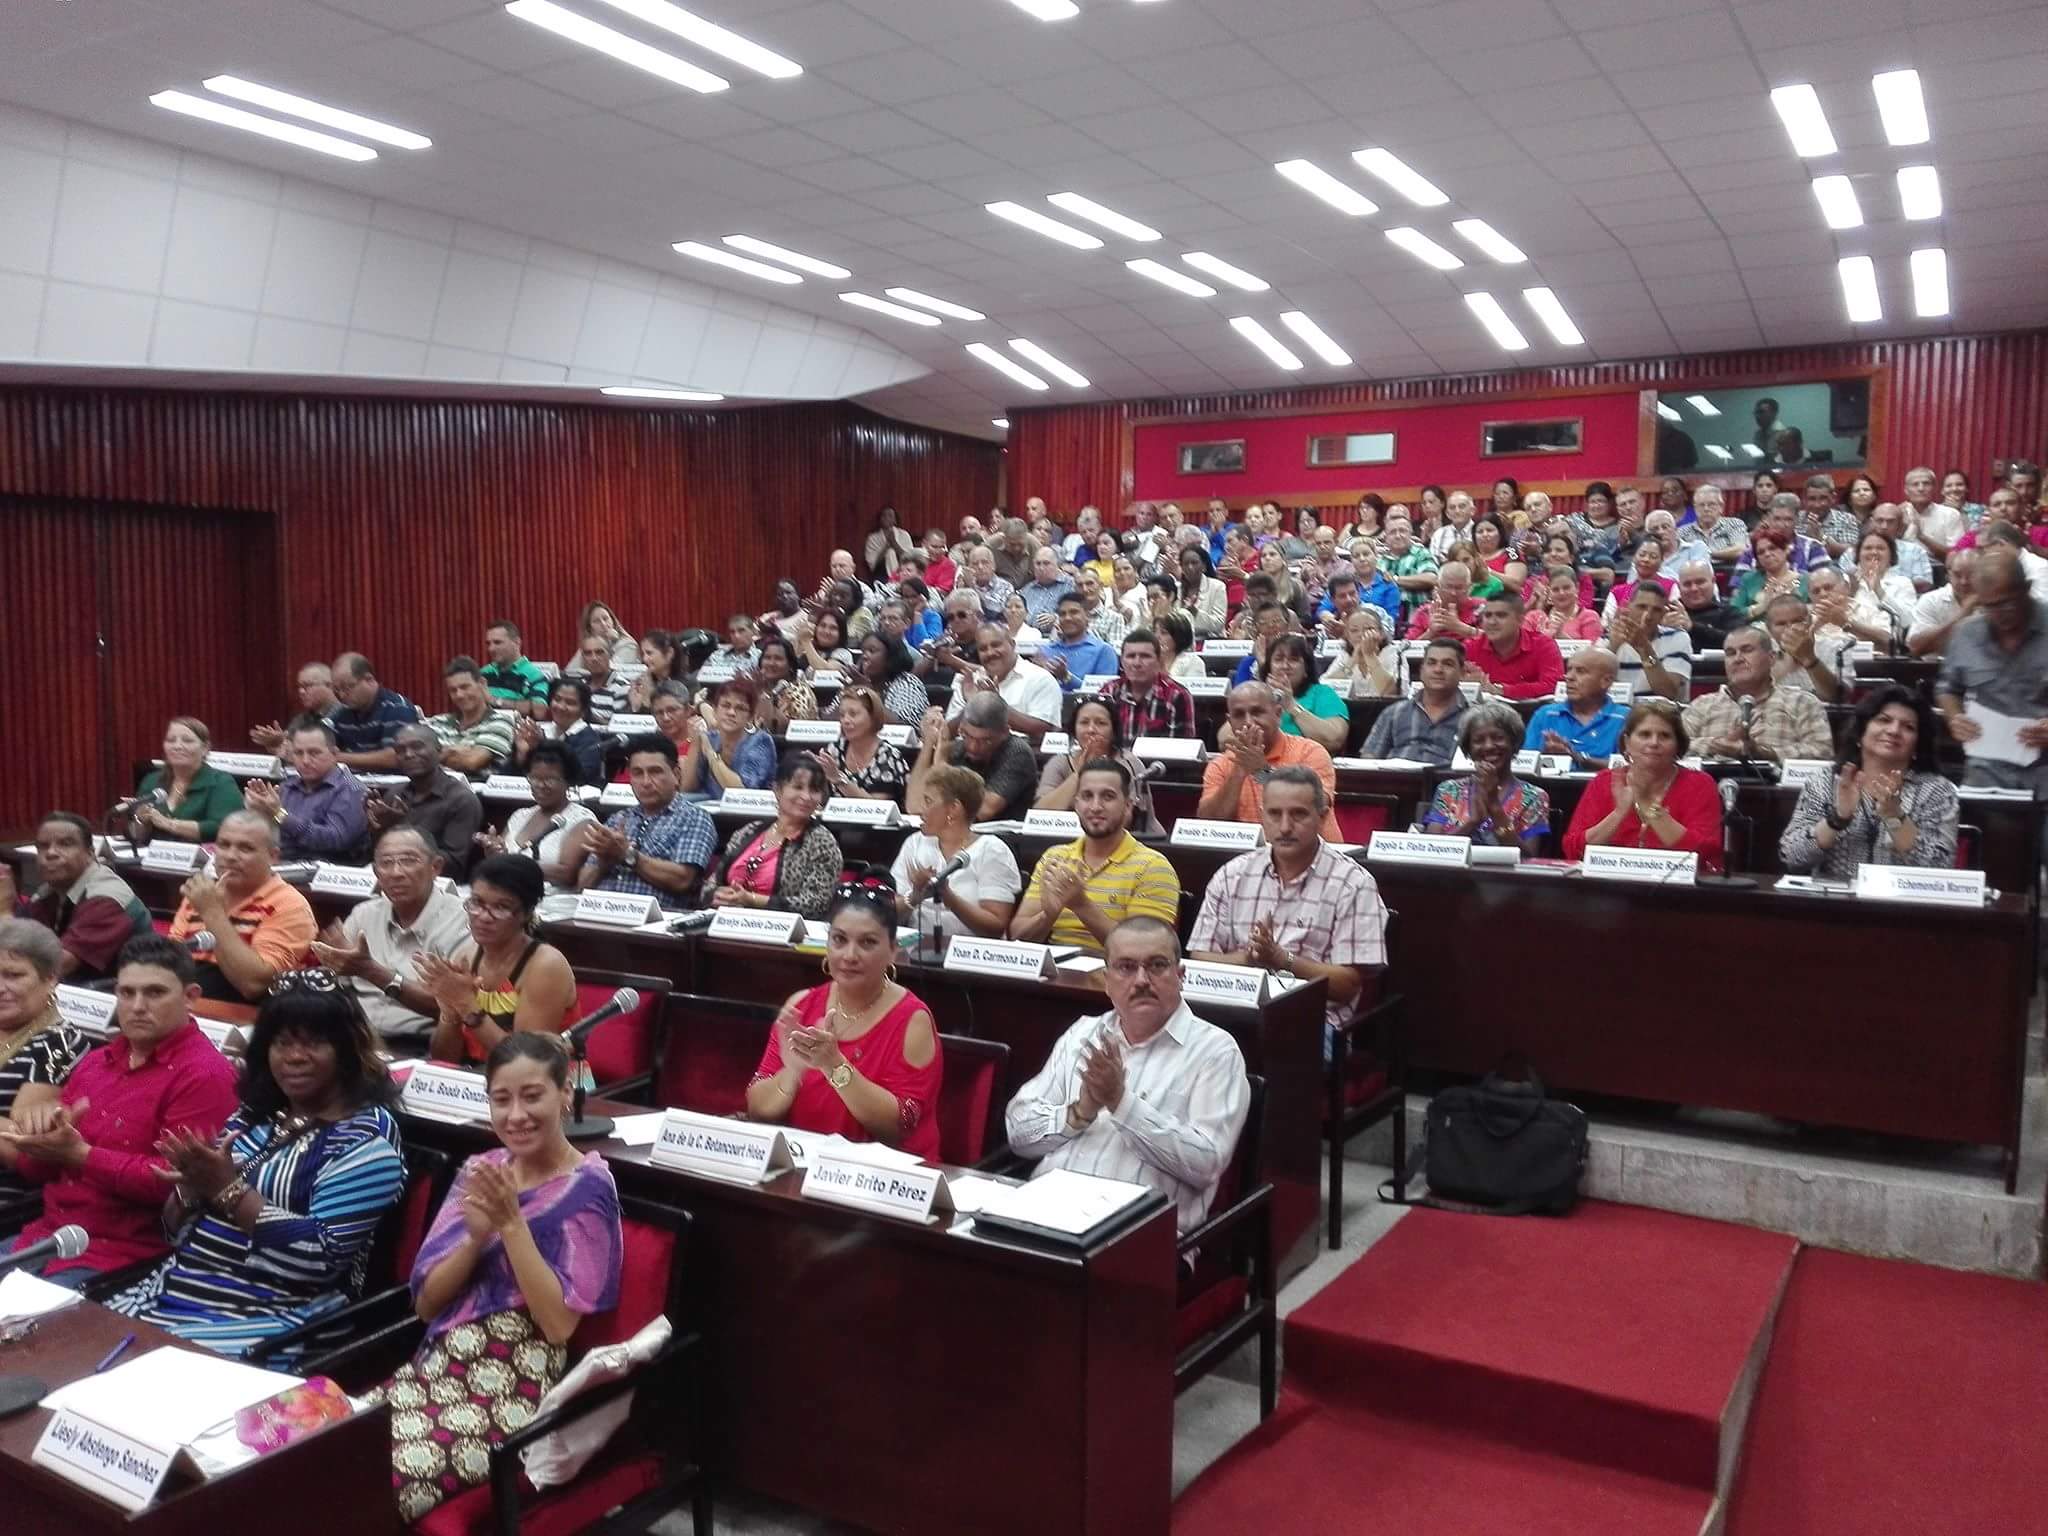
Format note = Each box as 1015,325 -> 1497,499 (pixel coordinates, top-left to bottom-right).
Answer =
1281,1202 -> 1796,1490
1174,1390 -> 1715,1536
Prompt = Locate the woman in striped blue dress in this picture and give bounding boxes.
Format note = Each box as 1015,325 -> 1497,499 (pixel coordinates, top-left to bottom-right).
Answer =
109,970 -> 405,1364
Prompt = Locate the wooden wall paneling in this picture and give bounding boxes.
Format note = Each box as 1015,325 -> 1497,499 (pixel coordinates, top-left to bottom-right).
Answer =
0,499 -> 107,826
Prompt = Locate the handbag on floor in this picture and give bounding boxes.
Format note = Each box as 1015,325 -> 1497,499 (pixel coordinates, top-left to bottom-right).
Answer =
1420,1070 -> 1588,1215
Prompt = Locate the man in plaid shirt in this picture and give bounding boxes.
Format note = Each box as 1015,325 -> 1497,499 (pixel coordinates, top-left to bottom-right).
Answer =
1189,766 -> 1386,1052
571,735 -> 716,911
1095,630 -> 1198,739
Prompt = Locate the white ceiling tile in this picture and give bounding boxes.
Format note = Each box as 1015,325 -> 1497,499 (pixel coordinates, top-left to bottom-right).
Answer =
439,75 -> 590,125
1253,18 -> 1426,77
151,299 -> 257,369
821,47 -> 983,103
0,140 -> 62,278
250,314 -> 347,374
160,187 -> 277,310
40,281 -> 155,363
1580,8 -> 1750,70
52,159 -> 175,294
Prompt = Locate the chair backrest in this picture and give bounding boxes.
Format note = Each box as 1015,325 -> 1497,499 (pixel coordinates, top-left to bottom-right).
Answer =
1956,823 -> 1982,871
1150,781 -> 1201,835
1209,1072 -> 1266,1214
571,969 -> 675,1086
575,1193 -> 690,1353
1333,796 -> 1396,843
933,1033 -> 1009,1166
378,1144 -> 453,1286
654,992 -> 779,1116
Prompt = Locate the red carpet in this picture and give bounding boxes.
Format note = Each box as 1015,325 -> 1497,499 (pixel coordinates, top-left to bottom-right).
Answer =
1177,1203 -> 1799,1535
1725,1247 -> 2048,1536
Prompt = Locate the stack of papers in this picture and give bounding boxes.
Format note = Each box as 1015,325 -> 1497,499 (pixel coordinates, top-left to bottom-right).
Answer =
0,1269 -> 84,1323
785,1132 -> 923,1169
976,1167 -> 1152,1238
43,1347 -> 303,1447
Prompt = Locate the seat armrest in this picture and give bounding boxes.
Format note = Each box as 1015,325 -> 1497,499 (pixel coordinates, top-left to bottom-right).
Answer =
246,1284 -> 413,1364
1176,1182 -> 1272,1258
303,1312 -> 425,1387
490,1331 -> 701,1457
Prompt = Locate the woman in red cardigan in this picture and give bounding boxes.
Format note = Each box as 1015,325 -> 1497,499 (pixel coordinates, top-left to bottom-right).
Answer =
1563,698 -> 1724,872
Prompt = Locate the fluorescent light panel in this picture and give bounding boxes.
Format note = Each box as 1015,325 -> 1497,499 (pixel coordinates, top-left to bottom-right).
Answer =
1180,252 -> 1267,291
722,235 -> 847,278
1838,255 -> 1882,323
1897,164 -> 1942,220
1008,338 -> 1088,388
1008,0 -> 1080,18
1769,82 -> 1837,158
148,90 -> 376,161
601,386 -> 724,401
1384,226 -> 1463,271
1046,192 -> 1160,242
1910,247 -> 1950,318
985,200 -> 1103,249
1229,316 -> 1303,371
992,418 -> 1010,429
840,292 -> 941,326
1278,311 -> 1350,367
966,342 -> 1048,391
505,0 -> 728,92
1462,291 -> 1528,351
201,76 -> 428,149
1872,68 -> 1930,146
585,0 -> 800,78
1274,159 -> 1377,216
1655,402 -> 1683,422
1520,287 -> 1584,346
1450,219 -> 1525,263
1353,147 -> 1448,206
884,287 -> 985,321
1741,444 -> 1765,458
672,240 -> 800,283
1705,445 -> 1734,462
1685,394 -> 1721,416
1810,174 -> 1863,230
1126,258 -> 1215,298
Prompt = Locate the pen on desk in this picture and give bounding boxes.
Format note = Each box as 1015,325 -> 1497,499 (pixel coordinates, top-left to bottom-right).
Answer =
94,1332 -> 136,1374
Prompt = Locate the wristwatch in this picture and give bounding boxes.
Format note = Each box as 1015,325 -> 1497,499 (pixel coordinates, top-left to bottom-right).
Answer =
621,846 -> 641,873
381,973 -> 405,1001
826,1061 -> 853,1091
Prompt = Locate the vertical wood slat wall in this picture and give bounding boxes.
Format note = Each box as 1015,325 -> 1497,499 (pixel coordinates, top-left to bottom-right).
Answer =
1005,331 -> 2048,522
0,389 -> 998,831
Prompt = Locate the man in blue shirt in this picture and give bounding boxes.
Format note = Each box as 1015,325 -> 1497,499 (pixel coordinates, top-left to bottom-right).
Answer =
1318,557 -> 1401,634
1039,595 -> 1120,692
1018,545 -> 1077,631
1206,497 -> 1242,565
1520,648 -> 1629,769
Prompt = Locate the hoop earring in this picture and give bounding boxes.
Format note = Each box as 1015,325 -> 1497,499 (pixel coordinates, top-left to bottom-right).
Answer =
821,953 -> 833,977
885,963 -> 898,984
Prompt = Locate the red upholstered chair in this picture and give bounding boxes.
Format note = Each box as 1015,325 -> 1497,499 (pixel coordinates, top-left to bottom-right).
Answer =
570,969 -> 673,1104
1173,1073 -> 1275,1420
1325,911 -> 1407,1248
933,1033 -> 1009,1168
653,992 -> 778,1117
1956,823 -> 1982,870
1333,794 -> 1398,844
1150,780 -> 1202,835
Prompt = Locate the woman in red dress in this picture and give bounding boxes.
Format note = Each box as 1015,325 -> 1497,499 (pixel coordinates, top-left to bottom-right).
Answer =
1563,698 -> 1724,872
745,867 -> 944,1162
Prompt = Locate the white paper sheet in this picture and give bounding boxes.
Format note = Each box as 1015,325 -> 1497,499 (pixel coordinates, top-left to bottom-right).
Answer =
0,1269 -> 84,1322
977,1167 -> 1151,1236
944,1174 -> 1014,1215
1961,703 -> 2043,766
42,1347 -> 302,1447
783,1132 -> 923,1169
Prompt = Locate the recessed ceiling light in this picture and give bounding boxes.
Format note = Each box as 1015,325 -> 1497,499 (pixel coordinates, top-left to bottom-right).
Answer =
1655,402 -> 1683,422
722,235 -> 848,278
1896,165 -> 1942,221
1872,69 -> 1930,147
1126,258 -> 1216,298
585,0 -> 800,78
1008,0 -> 1080,19
992,418 -> 1010,429
1450,219 -> 1525,263
1810,175 -> 1863,230
149,90 -> 377,161
1008,338 -> 1088,388
1520,287 -> 1584,346
1741,444 -> 1765,458
841,292 -> 942,325
1180,252 -> 1267,292
1910,247 -> 1950,318
1274,159 -> 1378,216
1838,255 -> 1882,323
1462,292 -> 1528,351
1705,445 -> 1735,462
1685,394 -> 1721,416
1769,82 -> 1837,158
1229,316 -> 1303,371
966,342 -> 1048,391
601,386 -> 725,401
201,76 -> 430,149
1278,311 -> 1351,367
884,288 -> 985,321
1352,147 -> 1449,207
1046,192 -> 1160,242
985,200 -> 1103,250
1385,227 -> 1464,271
672,239 -> 800,283
505,0 -> 728,93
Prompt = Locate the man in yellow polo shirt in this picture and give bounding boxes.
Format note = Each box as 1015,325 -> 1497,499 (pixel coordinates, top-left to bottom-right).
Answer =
1198,681 -> 1342,840
1010,760 -> 1179,953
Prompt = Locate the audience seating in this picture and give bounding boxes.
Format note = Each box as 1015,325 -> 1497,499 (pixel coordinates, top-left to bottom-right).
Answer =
654,992 -> 780,1117
931,1033 -> 1010,1168
571,968 -> 675,1103
1326,916 -> 1408,1250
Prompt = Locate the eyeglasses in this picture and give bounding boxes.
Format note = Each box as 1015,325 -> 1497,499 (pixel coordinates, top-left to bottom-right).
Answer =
269,968 -> 343,996
464,897 -> 523,921
373,853 -> 430,872
1107,957 -> 1177,980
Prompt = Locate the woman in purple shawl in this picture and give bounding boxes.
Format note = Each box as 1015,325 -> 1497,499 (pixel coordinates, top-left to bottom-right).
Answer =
367,1033 -> 623,1522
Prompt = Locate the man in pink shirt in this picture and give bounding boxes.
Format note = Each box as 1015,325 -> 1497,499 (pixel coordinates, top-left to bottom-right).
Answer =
0,934 -> 237,1285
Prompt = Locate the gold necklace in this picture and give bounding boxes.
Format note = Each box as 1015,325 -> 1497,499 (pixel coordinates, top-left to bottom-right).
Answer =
826,983 -> 892,1039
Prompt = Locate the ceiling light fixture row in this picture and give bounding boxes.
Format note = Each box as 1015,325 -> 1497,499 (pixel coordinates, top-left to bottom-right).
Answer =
1274,151 -> 1531,279
1770,71 -> 1933,160
1837,249 -> 1951,324
148,75 -> 431,162
1461,287 -> 1587,352
503,0 -> 801,95
1004,0 -> 1170,22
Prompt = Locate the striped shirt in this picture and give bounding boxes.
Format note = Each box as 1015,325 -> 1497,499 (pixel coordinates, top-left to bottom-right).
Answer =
0,1012 -> 86,1192
1021,832 -> 1181,953
107,1104 -> 405,1365
1004,1002 -> 1250,1234
428,708 -> 515,769
331,688 -> 419,756
1609,626 -> 1694,699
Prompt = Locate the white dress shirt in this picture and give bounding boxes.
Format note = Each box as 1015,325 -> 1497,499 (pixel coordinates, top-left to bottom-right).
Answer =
888,832 -> 1021,941
1005,1001 -> 1250,1234
944,657 -> 1064,728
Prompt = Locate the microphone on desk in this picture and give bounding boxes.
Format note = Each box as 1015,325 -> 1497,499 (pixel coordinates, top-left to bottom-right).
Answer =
0,1224 -> 88,1277
186,931 -> 217,956
1698,776 -> 1758,889
1131,758 -> 1171,782
561,988 -> 640,1142
929,850 -> 972,893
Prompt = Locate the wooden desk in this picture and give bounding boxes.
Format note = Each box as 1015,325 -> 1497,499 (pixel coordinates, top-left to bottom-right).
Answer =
538,925 -> 1327,1282
399,1100 -> 1177,1536
0,1304 -> 396,1536
1365,864 -> 2035,1187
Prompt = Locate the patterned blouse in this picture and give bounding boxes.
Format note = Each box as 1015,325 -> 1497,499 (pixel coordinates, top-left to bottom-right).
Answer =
1778,769 -> 1959,878
1420,774 -> 1553,845
711,819 -> 845,918
0,1010 -> 85,1191
837,737 -> 910,801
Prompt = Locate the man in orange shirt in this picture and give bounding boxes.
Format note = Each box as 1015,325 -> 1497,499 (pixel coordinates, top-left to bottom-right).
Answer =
1198,682 -> 1342,840
167,809 -> 317,1003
